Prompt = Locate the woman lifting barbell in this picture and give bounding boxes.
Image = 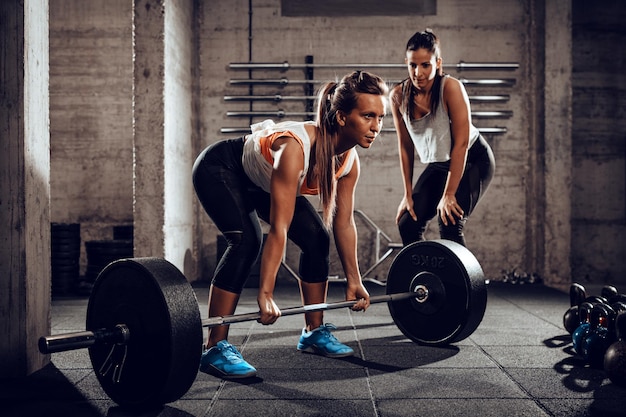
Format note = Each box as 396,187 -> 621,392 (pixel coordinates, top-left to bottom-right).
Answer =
391,29 -> 496,247
192,70 -> 389,379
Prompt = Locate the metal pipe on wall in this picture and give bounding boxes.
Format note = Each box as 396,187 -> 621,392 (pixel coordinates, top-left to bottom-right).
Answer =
229,61 -> 519,71
229,78 -> 517,87
220,127 -> 508,135
226,110 -> 513,118
223,94 -> 511,103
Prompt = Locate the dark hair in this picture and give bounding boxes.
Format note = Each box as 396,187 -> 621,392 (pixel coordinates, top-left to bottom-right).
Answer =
314,70 -> 388,229
402,29 -> 444,118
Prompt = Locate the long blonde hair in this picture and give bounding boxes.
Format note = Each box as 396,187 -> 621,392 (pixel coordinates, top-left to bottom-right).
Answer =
314,70 -> 388,229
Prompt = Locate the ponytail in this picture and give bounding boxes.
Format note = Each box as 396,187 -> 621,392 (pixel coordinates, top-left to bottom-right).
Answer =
313,82 -> 338,230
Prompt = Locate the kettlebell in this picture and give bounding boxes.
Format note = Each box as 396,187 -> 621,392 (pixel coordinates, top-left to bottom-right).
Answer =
583,295 -> 608,305
582,303 -> 615,368
601,285 -> 619,301
604,311 -> 626,386
573,302 -> 594,355
611,301 -> 626,314
609,293 -> 626,305
563,283 -> 587,334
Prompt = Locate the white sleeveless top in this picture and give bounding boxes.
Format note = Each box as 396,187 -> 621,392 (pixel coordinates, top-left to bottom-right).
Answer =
242,119 -> 357,195
403,75 -> 480,163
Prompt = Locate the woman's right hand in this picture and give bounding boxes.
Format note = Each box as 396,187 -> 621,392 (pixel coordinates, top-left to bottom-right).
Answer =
396,195 -> 417,224
257,292 -> 281,325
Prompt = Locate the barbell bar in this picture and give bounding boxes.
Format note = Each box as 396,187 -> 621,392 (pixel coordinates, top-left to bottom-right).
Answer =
40,292 -> 420,354
38,239 -> 487,409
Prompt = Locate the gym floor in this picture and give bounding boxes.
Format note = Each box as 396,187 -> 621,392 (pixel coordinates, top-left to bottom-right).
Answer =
2,280 -> 625,417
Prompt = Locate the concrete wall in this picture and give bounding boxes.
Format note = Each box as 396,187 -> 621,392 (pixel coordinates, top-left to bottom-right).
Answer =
49,0 -> 133,270
1,0 -> 51,377
163,2 -> 197,277
49,0 -> 197,278
133,0 -> 197,279
571,0 -> 626,286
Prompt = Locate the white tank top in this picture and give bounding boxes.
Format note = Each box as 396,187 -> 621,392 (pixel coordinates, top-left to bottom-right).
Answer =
242,119 -> 357,195
403,75 -> 480,163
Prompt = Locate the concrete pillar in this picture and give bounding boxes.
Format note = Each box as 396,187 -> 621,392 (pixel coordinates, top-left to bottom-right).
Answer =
0,0 -> 51,376
543,0 -> 573,289
133,0 -> 196,279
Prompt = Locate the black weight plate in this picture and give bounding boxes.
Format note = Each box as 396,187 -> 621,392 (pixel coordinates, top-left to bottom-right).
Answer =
86,258 -> 203,409
386,239 -> 487,346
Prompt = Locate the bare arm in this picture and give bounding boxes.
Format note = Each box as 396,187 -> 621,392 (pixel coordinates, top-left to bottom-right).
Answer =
390,85 -> 417,223
438,77 -> 471,225
333,152 -> 370,311
257,136 -> 304,324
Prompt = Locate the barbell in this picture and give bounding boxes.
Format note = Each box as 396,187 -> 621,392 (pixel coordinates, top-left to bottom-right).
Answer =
38,239 -> 487,409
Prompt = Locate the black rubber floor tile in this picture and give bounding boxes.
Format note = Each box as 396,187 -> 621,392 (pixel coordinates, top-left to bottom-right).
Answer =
246,323 -> 359,346
73,371 -> 112,401
377,398 -> 551,417
51,348 -> 93,369
202,398 -> 375,417
480,309 -> 561,329
352,322 -> 407,342
360,343 -> 497,369
369,368 -> 529,399
506,367 -> 622,399
242,345 -> 365,370
0,364 -> 87,403
470,325 -> 564,346
179,372 -> 223,400
483,345 -> 573,368
211,368 -> 371,400
540,398 -> 626,417
0,400 -> 106,417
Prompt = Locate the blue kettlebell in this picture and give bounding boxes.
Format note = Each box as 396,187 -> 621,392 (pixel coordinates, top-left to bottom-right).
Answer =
573,302 -> 594,355
582,303 -> 615,368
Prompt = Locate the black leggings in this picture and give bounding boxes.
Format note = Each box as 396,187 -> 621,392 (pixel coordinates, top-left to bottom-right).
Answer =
192,137 -> 330,294
397,135 -> 495,247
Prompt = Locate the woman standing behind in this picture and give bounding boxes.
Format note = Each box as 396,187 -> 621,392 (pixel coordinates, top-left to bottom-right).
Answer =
390,29 -> 495,247
193,70 -> 388,379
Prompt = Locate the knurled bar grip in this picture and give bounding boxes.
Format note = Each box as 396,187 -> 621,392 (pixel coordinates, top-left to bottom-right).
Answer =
201,292 -> 417,327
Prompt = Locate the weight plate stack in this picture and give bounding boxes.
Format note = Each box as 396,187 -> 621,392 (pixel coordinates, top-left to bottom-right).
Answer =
85,240 -> 134,285
51,223 -> 81,296
113,225 -> 134,241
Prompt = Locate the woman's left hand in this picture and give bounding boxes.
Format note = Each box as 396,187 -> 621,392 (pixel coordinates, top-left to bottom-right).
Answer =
346,282 -> 370,312
437,194 -> 464,226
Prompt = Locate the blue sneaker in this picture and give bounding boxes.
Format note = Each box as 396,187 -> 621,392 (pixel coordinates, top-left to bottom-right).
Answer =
199,340 -> 257,379
297,323 -> 354,358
